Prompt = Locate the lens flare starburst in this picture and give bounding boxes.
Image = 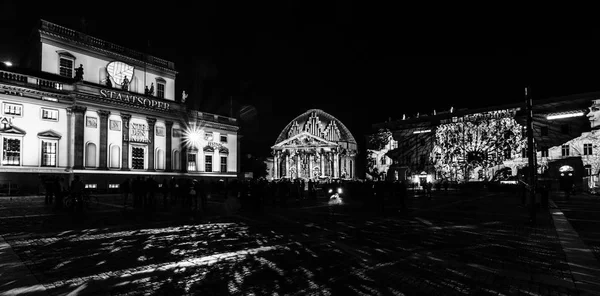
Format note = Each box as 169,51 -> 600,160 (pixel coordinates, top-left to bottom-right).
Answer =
183,123 -> 204,149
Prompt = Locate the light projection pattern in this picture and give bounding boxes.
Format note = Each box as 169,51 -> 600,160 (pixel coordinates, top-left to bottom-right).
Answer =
106,61 -> 134,85
432,117 -> 526,181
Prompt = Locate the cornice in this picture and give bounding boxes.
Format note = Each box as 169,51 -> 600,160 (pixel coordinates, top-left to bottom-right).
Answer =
40,32 -> 178,77
0,83 -> 71,100
199,121 -> 240,133
74,93 -> 185,120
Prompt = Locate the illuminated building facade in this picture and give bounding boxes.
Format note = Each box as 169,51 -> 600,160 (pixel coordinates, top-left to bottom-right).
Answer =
268,109 -> 358,180
370,93 -> 599,190
0,20 -> 238,193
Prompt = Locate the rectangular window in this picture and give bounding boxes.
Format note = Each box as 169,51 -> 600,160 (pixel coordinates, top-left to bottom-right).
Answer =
132,147 -> 145,169
205,155 -> 213,172
4,103 -> 22,116
220,134 -> 228,143
41,141 -> 57,167
584,143 -> 593,155
586,166 -> 592,176
157,82 -> 165,99
42,108 -> 58,121
221,156 -> 227,172
541,126 -> 548,136
59,57 -> 74,78
109,184 -> 120,189
541,147 -> 549,157
187,153 -> 197,171
2,138 -> 20,166
561,124 -> 569,134
561,145 -> 570,157
85,184 -> 97,189
381,156 -> 387,165
522,148 -> 527,158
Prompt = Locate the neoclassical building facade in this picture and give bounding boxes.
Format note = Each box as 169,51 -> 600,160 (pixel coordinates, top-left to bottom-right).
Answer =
269,109 -> 358,180
0,20 -> 238,193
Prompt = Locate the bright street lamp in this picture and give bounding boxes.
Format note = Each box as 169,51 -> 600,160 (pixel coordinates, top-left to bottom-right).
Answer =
3,61 -> 12,67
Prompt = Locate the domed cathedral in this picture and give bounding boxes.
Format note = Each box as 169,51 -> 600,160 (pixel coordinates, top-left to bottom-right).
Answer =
271,109 -> 358,180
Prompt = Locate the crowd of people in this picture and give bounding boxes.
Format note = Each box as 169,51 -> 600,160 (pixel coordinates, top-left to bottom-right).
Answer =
40,174 -> 461,217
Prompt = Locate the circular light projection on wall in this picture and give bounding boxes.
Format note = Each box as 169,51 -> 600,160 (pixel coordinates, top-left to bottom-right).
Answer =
106,61 -> 134,85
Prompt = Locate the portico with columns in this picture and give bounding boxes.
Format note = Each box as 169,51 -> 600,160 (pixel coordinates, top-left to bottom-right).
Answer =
270,109 -> 358,180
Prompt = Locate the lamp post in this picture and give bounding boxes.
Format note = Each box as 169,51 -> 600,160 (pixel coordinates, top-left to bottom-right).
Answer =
526,86 -> 537,224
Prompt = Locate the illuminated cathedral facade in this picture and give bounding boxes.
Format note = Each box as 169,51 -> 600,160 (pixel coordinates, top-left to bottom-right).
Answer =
268,109 -> 358,180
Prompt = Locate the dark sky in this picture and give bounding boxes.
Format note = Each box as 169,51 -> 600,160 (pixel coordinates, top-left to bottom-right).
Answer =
2,2 -> 600,156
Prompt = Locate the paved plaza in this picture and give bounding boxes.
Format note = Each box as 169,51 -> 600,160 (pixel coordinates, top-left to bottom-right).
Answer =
1,190 -> 600,295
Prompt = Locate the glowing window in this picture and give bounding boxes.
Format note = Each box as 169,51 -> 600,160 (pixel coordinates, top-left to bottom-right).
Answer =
3,103 -> 22,116
109,184 -> 120,189
41,141 -> 57,167
85,184 -> 97,189
187,153 -> 197,171
156,78 -> 165,99
220,156 -> 227,173
132,147 -> 145,169
41,108 -> 58,121
541,147 -> 549,157
2,137 -> 21,166
205,155 -> 212,172
59,57 -> 74,78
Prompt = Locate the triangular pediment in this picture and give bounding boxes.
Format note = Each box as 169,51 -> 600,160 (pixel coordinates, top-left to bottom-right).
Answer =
272,131 -> 338,149
37,129 -> 62,139
0,125 -> 26,135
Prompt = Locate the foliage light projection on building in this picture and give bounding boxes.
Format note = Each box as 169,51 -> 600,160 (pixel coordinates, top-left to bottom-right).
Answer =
432,116 -> 526,181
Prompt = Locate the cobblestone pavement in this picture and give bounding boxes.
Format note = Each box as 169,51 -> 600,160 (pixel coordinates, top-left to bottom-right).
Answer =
553,193 -> 600,263
0,192 -> 586,295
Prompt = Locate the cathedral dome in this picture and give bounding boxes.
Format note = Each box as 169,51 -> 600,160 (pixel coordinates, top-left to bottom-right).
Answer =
274,109 -> 357,147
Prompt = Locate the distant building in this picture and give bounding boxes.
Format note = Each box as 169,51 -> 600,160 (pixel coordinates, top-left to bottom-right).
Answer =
0,20 -> 238,194
370,93 -> 597,190
266,109 -> 358,180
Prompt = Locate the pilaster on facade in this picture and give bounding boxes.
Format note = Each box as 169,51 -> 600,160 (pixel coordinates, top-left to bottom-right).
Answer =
72,105 -> 87,170
120,113 -> 131,171
147,117 -> 157,171
165,120 -> 173,172
98,110 -> 111,170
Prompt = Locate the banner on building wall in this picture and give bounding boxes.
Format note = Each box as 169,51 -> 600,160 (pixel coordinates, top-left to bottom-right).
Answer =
129,123 -> 150,143
100,89 -> 170,111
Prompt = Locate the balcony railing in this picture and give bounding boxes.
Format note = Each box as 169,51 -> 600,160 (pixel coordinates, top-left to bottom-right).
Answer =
41,20 -> 176,71
189,110 -> 238,126
0,70 -> 66,91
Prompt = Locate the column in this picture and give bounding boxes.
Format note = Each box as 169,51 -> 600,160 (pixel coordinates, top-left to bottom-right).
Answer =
333,152 -> 339,178
66,108 -> 73,171
147,117 -> 156,171
120,113 -> 131,170
285,152 -> 290,178
98,110 -> 110,170
273,151 -> 279,179
320,152 -> 325,176
165,121 -> 173,172
181,144 -> 188,173
72,106 -> 87,169
308,154 -> 313,179
296,153 -> 301,178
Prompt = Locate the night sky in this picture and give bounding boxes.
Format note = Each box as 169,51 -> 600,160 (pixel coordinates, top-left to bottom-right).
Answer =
2,2 -> 600,156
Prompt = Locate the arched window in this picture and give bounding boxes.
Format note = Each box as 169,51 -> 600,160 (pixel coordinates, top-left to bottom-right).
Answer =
110,145 -> 120,168
173,150 -> 180,170
156,148 -> 165,170
86,142 -> 97,168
